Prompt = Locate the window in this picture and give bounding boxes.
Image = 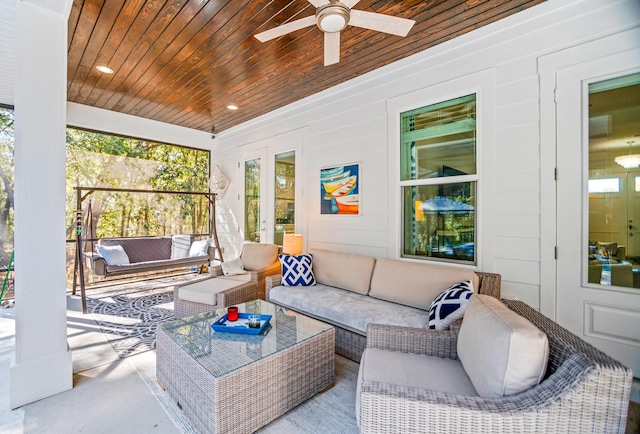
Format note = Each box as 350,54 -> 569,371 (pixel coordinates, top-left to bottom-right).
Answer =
274,151 -> 295,246
244,158 -> 261,242
400,94 -> 477,264
588,178 -> 620,193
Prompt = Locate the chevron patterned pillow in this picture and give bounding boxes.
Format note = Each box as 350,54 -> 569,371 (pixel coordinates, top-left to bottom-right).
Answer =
428,281 -> 474,330
279,253 -> 316,287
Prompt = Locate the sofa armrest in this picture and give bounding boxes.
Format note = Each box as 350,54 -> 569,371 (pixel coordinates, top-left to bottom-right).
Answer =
250,261 -> 281,283
84,253 -> 107,276
210,264 -> 223,277
475,271 -> 501,299
366,323 -> 459,360
265,275 -> 283,300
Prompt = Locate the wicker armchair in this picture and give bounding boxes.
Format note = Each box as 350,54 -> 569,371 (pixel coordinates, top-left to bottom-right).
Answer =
358,299 -> 632,434
211,243 -> 281,300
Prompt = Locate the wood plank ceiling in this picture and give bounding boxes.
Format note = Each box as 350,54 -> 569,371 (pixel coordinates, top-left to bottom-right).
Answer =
67,0 -> 545,134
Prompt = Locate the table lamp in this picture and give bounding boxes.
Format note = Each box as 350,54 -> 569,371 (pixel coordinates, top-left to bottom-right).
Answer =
283,234 -> 303,255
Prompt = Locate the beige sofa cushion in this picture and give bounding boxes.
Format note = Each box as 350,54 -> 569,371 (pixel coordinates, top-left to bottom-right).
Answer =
241,243 -> 279,271
369,258 -> 479,310
309,248 -> 376,295
457,295 -> 549,398
178,278 -> 246,305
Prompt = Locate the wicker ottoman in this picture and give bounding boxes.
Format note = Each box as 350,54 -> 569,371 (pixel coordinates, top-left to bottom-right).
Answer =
173,276 -> 258,318
156,300 -> 335,434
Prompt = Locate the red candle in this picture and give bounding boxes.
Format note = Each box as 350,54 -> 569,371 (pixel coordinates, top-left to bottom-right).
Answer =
227,306 -> 238,321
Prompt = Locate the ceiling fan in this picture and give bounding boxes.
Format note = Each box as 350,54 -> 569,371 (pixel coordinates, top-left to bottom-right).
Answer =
255,0 -> 415,66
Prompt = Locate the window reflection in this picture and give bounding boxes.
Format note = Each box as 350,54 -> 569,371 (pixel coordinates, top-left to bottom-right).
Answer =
587,72 -> 640,288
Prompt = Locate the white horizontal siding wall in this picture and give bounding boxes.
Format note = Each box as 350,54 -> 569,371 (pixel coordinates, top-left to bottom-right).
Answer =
214,0 -> 640,309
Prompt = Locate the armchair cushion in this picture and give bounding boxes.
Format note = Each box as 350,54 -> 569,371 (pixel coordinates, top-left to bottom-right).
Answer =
96,244 -> 130,266
241,243 -> 279,271
457,295 -> 549,398
356,347 -> 477,426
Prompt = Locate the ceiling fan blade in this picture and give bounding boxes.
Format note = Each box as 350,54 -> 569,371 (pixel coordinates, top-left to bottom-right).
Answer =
342,0 -> 361,7
255,15 -> 316,42
349,10 -> 415,37
307,0 -> 329,7
324,32 -> 340,66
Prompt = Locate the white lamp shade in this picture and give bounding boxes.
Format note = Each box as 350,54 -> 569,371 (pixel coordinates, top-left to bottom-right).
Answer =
283,234 -> 303,255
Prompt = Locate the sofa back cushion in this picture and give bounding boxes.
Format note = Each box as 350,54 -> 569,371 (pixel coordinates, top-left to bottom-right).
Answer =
309,248 -> 375,295
241,243 -> 279,271
457,295 -> 549,398
369,258 -> 479,310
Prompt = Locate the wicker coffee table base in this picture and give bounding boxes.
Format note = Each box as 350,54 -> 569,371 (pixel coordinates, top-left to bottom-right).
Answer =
157,323 -> 335,434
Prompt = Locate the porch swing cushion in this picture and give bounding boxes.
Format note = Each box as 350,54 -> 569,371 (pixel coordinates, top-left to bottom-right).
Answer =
96,244 -> 130,266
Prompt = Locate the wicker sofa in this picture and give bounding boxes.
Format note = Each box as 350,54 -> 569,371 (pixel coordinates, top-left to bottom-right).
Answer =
357,297 -> 632,433
266,248 -> 501,361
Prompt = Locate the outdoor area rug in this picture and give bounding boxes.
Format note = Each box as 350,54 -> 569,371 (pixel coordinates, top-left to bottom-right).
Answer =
87,287 -> 175,358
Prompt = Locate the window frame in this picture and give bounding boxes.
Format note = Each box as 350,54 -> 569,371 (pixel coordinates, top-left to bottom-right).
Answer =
386,70 -> 495,269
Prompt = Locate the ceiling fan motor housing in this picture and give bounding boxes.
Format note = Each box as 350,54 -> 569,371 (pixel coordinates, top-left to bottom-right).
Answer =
316,1 -> 351,33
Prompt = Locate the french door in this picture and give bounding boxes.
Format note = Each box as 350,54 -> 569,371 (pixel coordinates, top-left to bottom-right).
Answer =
556,47 -> 640,375
240,131 -> 303,246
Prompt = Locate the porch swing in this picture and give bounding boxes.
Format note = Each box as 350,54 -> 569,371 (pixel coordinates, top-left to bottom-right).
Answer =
72,185 -> 226,314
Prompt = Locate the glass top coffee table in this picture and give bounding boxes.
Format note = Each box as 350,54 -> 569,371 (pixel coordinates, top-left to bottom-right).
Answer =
156,299 -> 335,434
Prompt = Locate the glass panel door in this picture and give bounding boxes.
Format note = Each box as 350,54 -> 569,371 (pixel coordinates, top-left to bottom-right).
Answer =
273,151 -> 295,246
587,72 -> 640,288
244,158 -> 261,242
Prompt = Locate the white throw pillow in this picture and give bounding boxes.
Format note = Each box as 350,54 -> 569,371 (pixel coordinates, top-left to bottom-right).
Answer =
428,281 -> 474,330
188,239 -> 210,257
457,295 -> 549,398
96,244 -> 130,266
221,257 -> 247,276
170,235 -> 192,259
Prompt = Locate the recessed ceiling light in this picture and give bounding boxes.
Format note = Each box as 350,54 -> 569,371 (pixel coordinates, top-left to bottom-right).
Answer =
227,105 -> 238,110
96,65 -> 114,74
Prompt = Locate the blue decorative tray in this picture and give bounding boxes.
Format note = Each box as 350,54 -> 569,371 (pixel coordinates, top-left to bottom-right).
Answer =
211,313 -> 272,335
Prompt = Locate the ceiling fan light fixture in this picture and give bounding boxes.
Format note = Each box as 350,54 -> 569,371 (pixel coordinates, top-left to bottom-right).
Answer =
317,2 -> 350,33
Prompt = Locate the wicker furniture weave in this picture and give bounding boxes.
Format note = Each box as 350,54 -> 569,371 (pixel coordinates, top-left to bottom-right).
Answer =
210,260 -> 281,301
156,300 -> 335,434
265,271 -> 501,362
173,277 -> 258,318
358,299 -> 633,434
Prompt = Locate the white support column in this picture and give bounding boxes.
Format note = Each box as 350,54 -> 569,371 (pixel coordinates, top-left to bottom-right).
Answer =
10,0 -> 72,408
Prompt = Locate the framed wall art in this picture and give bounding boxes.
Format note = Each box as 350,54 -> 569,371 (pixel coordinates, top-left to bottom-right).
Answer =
320,163 -> 360,215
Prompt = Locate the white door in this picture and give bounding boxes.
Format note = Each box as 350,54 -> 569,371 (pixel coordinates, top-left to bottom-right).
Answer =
556,47 -> 640,375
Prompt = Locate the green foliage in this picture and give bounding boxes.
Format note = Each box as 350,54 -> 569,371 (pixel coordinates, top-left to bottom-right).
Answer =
0,108 -> 14,267
66,128 -> 210,240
